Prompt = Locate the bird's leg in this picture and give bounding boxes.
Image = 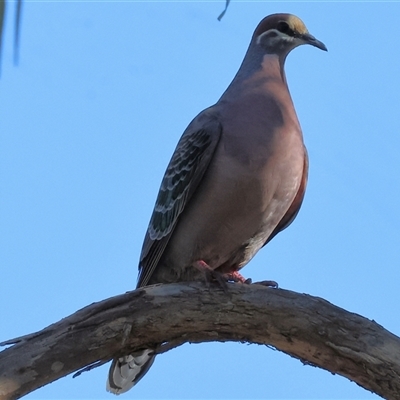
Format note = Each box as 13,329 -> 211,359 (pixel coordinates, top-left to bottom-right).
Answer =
193,260 -> 228,291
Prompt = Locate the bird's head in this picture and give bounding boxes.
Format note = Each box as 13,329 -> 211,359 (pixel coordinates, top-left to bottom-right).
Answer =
253,14 -> 327,56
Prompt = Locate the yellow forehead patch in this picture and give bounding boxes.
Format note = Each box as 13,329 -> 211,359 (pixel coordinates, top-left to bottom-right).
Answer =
286,15 -> 309,34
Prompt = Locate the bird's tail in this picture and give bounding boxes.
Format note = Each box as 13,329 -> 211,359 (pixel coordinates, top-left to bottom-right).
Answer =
106,349 -> 155,394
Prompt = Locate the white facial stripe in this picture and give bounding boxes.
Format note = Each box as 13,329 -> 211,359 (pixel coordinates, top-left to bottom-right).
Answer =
256,29 -> 295,47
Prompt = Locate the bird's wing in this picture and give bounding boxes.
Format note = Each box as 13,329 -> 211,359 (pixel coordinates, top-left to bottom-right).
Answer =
264,147 -> 309,245
137,112 -> 222,287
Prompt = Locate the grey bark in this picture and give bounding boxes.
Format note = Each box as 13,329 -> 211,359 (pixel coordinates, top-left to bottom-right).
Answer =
0,282 -> 399,400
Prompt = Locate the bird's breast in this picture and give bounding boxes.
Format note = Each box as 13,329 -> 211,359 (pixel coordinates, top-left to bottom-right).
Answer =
161,112 -> 306,275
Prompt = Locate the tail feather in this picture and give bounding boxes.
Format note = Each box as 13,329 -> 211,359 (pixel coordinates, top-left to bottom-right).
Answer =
106,349 -> 155,394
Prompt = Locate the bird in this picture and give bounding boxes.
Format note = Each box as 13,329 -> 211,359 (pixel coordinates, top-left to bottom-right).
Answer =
107,13 -> 326,394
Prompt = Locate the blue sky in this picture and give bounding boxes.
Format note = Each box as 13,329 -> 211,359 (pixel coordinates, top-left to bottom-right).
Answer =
1,1 -> 399,399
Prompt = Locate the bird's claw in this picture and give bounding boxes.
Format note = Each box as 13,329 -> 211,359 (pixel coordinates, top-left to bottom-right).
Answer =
252,280 -> 279,288
193,261 -> 277,290
223,270 -> 249,283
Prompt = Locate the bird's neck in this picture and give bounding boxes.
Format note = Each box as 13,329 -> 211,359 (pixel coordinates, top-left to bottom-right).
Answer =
219,50 -> 289,102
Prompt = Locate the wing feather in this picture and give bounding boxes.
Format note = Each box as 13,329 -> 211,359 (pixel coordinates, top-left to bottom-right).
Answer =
137,113 -> 222,287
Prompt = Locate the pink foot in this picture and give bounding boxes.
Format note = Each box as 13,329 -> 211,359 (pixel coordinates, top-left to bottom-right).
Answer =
224,271 -> 252,284
193,260 -> 228,291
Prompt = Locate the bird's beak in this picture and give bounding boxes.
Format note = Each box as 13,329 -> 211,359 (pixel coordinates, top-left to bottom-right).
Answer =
301,33 -> 327,51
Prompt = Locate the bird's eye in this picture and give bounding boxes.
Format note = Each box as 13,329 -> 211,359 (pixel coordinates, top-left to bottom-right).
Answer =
277,21 -> 291,34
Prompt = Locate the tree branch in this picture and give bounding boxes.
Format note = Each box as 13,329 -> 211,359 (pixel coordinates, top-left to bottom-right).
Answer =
0,282 -> 399,400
